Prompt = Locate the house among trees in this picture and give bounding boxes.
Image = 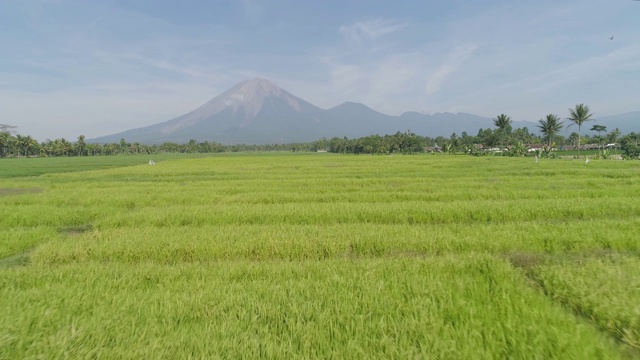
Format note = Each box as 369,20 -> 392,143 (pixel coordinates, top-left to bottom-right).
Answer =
526,144 -> 546,152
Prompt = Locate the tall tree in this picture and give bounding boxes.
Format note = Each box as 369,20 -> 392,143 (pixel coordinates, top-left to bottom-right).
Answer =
0,131 -> 14,157
449,132 -> 460,153
607,128 -> 621,145
512,127 -> 539,145
15,135 -> 28,157
493,114 -> 512,154
120,138 -> 130,154
24,136 -> 38,157
538,114 -> 563,147
567,104 -> 594,157
590,125 -> 607,150
568,132 -> 579,146
76,135 -> 86,156
57,138 -> 71,156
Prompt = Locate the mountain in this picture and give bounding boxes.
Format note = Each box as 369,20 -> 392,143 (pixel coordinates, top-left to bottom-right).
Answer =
89,78 -> 633,145
399,111 -> 496,136
91,78 -> 329,144
324,102 -> 399,137
593,111 -> 640,134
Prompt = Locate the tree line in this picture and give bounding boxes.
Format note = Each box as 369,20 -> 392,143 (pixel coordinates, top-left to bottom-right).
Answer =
1,104 -> 639,159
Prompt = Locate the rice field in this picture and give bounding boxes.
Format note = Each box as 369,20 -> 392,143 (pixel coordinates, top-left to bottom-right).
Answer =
1,153 -> 639,358
0,153 -> 211,178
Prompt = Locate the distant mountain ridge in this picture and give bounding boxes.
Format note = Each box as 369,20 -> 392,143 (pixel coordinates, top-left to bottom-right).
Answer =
89,78 -> 638,144
593,111 -> 640,134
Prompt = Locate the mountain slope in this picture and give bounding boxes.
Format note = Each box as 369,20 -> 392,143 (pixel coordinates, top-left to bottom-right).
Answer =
89,78 -> 636,144
593,111 -> 640,134
91,78 -> 327,144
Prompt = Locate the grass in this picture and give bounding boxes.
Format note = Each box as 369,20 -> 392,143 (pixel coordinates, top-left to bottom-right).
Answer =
1,153 -> 639,358
530,254 -> 640,350
555,149 -> 601,156
0,257 -> 628,359
0,153 -> 215,178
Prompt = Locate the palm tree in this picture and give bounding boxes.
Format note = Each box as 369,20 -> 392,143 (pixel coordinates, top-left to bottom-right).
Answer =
56,138 -> 71,156
537,114 -> 563,147
41,140 -> 54,157
607,128 -> 621,152
493,114 -> 512,155
15,135 -> 34,157
76,135 -> 86,156
23,136 -> 38,157
0,131 -> 13,157
567,104 -> 594,158
607,128 -> 621,145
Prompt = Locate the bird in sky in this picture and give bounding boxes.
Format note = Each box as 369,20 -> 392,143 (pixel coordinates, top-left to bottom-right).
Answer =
610,36 -> 614,40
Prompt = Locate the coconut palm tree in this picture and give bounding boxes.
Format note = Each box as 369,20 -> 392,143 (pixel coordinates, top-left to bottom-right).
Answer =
23,136 -> 38,157
76,135 -> 86,156
607,128 -> 621,145
15,135 -> 32,157
567,104 -> 594,158
537,114 -> 563,147
493,114 -> 512,155
0,131 -> 13,157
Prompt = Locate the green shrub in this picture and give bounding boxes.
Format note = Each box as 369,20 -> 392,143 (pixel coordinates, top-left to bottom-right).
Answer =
622,143 -> 640,160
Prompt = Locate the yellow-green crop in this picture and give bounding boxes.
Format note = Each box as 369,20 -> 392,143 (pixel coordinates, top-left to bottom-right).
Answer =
1,154 -> 639,358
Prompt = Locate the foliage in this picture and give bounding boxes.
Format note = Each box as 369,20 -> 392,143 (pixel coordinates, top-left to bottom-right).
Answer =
329,131 -> 426,154
607,128 -> 621,144
567,104 -> 594,157
511,127 -> 538,145
509,141 -> 527,157
590,125 -> 607,150
597,149 -> 612,160
622,143 -> 640,160
5,105 -> 639,160
543,143 -> 556,158
465,144 -> 480,156
493,114 -> 513,133
493,114 -> 512,153
538,114 -> 563,147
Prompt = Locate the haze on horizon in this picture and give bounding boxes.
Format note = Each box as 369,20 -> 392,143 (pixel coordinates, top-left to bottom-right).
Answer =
1,0 -> 639,141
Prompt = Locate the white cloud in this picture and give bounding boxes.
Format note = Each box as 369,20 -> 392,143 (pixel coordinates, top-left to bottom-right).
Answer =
328,63 -> 368,93
312,52 -> 430,115
424,44 -> 478,96
339,19 -> 407,43
508,44 -> 640,95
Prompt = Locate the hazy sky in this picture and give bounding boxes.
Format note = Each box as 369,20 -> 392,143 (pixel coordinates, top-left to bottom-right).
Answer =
1,0 -> 639,141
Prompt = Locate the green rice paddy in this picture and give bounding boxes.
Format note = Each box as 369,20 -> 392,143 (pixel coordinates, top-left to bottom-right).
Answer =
1,154 -> 639,358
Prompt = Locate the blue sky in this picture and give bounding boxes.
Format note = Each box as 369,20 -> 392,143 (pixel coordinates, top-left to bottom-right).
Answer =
1,0 -> 639,141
